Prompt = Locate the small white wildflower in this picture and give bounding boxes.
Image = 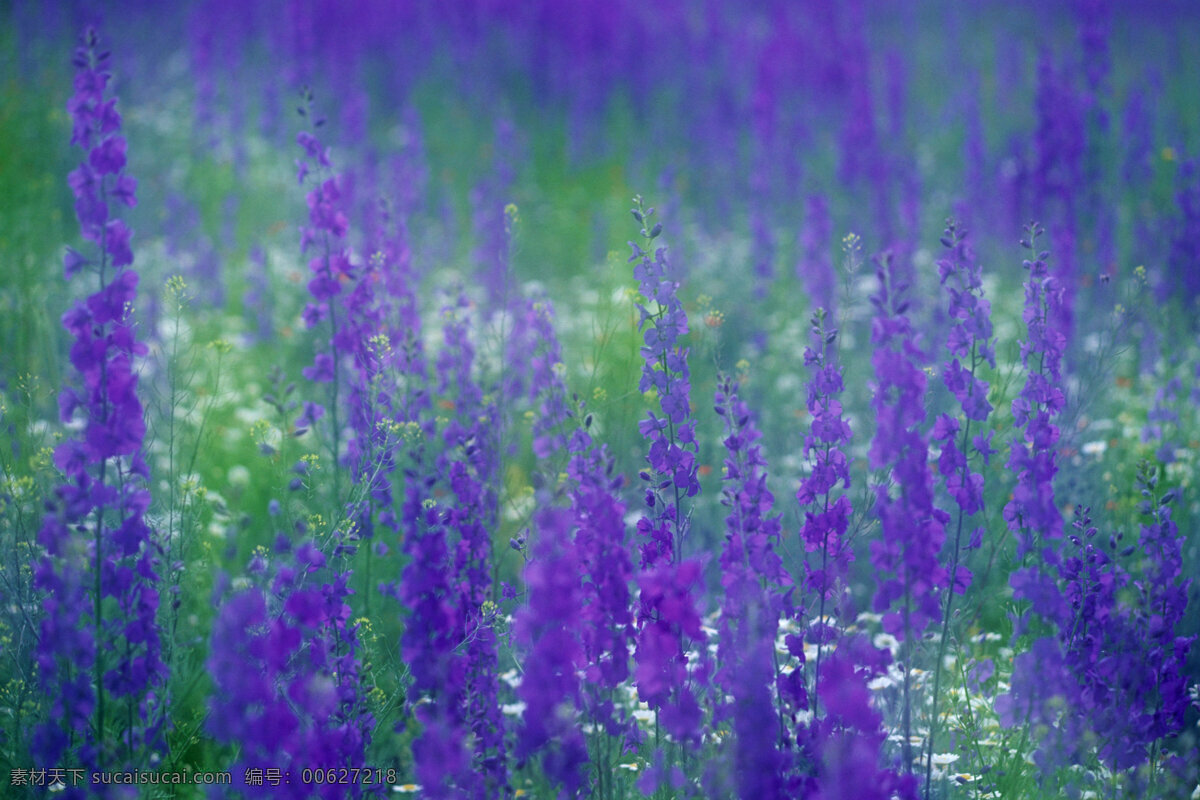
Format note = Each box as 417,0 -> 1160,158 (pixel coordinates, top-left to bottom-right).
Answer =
873,632 -> 899,654
228,464 -> 251,487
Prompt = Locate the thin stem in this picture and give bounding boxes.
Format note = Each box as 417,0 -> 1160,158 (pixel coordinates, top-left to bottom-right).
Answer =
93,174 -> 110,756
901,601 -> 913,776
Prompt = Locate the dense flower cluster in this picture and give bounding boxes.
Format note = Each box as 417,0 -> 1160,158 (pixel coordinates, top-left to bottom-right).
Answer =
207,541 -> 373,798
397,465 -> 476,797
514,507 -> 589,796
565,422 -> 636,746
34,26 -> 165,782
436,298 -> 508,797
11,8 -> 1200,799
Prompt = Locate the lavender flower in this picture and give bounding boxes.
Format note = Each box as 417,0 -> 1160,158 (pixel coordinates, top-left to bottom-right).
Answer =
34,26 -> 165,780
471,118 -> 520,308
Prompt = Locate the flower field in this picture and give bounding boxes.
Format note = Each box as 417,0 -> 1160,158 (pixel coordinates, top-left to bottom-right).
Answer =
2,1 -> 1199,798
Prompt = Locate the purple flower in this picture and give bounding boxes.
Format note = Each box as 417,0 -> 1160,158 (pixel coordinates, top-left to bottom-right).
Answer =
208,542 -> 372,797
628,197 -> 708,747
866,251 -> 949,778
1003,223 -> 1066,557
514,508 -> 589,796
714,374 -> 789,796
565,425 -> 636,740
34,25 -> 163,778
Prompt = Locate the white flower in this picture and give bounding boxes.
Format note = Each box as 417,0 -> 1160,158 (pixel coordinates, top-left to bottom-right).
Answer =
632,708 -> 656,723
873,632 -> 899,654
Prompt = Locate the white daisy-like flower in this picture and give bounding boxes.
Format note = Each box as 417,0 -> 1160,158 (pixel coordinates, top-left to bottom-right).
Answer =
632,708 -> 656,723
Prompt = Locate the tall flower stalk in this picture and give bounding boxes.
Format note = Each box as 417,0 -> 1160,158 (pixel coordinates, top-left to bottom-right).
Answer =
1003,222 -> 1066,560
629,197 -> 707,781
714,373 -> 788,799
34,26 -> 165,780
924,219 -> 996,798
795,306 -> 854,726
867,251 -> 948,782
995,223 -> 1072,765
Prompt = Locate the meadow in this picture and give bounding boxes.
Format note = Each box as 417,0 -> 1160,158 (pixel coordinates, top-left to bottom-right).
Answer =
1,1 -> 1198,798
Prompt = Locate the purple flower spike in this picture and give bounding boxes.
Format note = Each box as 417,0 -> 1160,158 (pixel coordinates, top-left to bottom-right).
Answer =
1003,222 -> 1066,557
628,196 -> 709,751
34,25 -> 164,778
867,250 -> 950,778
